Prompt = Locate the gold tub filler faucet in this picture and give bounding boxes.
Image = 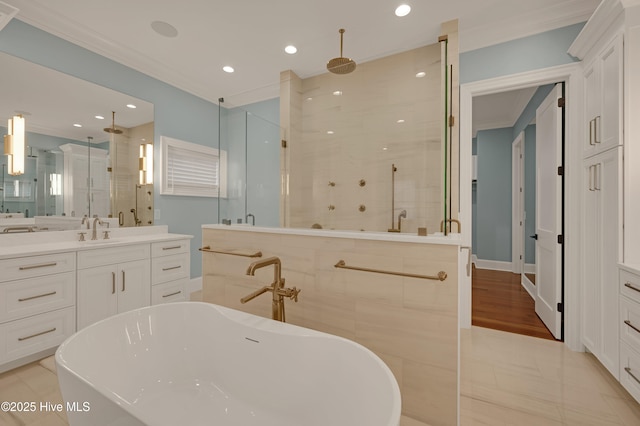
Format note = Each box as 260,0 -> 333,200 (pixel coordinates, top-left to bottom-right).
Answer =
241,257 -> 300,322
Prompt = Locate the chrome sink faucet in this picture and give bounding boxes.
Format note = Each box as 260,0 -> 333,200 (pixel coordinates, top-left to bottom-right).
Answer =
91,217 -> 109,240
241,256 -> 300,322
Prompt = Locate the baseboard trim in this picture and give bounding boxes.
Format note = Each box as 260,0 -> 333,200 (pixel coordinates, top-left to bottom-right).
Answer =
474,258 -> 513,272
521,274 -> 536,299
187,276 -> 202,295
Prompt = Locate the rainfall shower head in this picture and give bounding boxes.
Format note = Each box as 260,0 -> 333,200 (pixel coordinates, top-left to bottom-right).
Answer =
327,29 -> 356,75
104,111 -> 123,134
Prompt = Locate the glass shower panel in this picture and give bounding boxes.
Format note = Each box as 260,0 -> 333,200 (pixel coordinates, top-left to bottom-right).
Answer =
245,112 -> 281,227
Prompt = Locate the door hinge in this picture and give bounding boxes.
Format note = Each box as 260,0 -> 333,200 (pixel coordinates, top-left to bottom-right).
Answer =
449,115 -> 455,127
557,98 -> 565,108
519,255 -> 522,260
281,139 -> 287,148
557,235 -> 564,244
557,302 -> 564,313
557,166 -> 564,176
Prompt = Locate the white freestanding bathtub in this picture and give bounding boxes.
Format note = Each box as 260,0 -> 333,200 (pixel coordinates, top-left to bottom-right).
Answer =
55,302 -> 401,426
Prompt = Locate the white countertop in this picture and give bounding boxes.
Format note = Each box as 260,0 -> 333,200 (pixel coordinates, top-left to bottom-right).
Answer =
202,224 -> 462,246
0,225 -> 193,259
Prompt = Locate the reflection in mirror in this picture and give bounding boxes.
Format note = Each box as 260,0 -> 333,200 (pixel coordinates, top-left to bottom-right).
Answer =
0,52 -> 154,227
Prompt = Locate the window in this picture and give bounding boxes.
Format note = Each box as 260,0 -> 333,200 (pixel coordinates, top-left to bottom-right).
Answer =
160,136 -> 227,197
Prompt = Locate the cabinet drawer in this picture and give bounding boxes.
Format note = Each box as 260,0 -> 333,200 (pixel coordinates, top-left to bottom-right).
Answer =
152,279 -> 188,305
0,272 -> 75,324
0,252 -> 75,283
151,239 -> 189,257
152,253 -> 189,284
0,307 -> 75,364
78,244 -> 150,269
620,341 -> 640,404
620,269 -> 640,305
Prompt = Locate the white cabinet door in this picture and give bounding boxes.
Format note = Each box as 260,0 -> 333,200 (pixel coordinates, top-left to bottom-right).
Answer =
78,259 -> 150,329
581,147 -> 622,379
583,34 -> 622,158
77,264 -> 119,329
117,259 -> 150,314
582,158 -> 601,353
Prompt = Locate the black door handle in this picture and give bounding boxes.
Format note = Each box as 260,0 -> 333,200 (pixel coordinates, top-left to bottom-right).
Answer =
530,234 -> 538,240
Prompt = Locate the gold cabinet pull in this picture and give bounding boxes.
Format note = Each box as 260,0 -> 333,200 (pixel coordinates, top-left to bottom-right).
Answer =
162,245 -> 182,251
162,265 -> 181,271
18,327 -> 57,341
18,291 -> 57,302
625,320 -> 640,335
625,282 -> 640,294
625,367 -> 640,385
594,115 -> 601,144
162,291 -> 182,298
112,272 -> 116,294
19,262 -> 57,271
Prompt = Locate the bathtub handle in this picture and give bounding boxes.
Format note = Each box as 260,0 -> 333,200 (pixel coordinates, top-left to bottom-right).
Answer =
112,272 -> 116,294
122,270 -> 126,292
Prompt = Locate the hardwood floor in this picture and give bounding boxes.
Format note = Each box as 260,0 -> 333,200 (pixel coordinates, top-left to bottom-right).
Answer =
472,267 -> 556,340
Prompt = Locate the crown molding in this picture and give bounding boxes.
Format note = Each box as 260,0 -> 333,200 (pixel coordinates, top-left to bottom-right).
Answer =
568,0 -> 625,59
0,1 -> 18,32
460,0 -> 599,53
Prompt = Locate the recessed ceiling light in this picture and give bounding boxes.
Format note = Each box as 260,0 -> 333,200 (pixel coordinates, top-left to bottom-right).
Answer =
306,97 -> 313,101
415,71 -> 426,78
383,147 -> 388,151
395,4 -> 411,17
333,90 -> 342,96
327,131 -> 335,135
223,66 -> 235,73
73,124 -> 82,128
397,119 -> 405,124
126,104 -> 137,109
95,115 -> 105,120
284,45 -> 297,54
151,21 -> 178,38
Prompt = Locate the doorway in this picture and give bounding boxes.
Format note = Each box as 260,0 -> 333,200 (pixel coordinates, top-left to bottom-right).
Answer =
471,83 -> 560,340
460,63 -> 583,350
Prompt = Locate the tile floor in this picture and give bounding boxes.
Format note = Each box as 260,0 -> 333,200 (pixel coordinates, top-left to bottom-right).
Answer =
461,326 -> 640,425
1,324 -> 639,425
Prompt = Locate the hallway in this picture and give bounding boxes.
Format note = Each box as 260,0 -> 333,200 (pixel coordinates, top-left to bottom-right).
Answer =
472,267 -> 556,340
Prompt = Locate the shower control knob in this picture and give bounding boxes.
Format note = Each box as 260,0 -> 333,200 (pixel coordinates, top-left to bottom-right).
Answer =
289,287 -> 300,302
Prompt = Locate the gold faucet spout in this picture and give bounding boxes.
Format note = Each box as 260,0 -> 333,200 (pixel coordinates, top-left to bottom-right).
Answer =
242,256 -> 299,322
246,256 -> 282,287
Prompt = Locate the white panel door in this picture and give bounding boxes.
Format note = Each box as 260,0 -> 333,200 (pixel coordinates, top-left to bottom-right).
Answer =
535,84 -> 563,339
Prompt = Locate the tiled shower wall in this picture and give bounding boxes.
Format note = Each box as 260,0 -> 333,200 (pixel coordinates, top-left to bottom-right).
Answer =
284,43 -> 444,234
202,227 -> 459,425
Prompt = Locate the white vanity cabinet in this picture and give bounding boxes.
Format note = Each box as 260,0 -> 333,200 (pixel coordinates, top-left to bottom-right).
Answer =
0,252 -> 76,372
151,239 -> 190,304
77,244 -> 151,329
619,267 -> 640,402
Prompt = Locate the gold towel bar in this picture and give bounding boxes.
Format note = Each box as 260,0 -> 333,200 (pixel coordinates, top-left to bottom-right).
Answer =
199,246 -> 263,258
334,260 -> 447,281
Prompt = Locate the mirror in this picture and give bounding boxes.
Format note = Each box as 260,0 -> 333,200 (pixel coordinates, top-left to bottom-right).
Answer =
0,52 -> 154,226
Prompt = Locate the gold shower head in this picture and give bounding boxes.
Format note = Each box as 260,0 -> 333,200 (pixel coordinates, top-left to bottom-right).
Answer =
327,29 -> 356,74
104,111 -> 123,134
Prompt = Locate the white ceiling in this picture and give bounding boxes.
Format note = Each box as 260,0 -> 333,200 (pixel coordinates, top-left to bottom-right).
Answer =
6,0 -> 600,107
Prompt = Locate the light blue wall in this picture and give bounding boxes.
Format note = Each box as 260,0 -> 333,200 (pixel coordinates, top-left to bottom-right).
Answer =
460,23 -> 584,84
475,128 -> 513,262
0,20 -> 219,278
513,85 -> 554,139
